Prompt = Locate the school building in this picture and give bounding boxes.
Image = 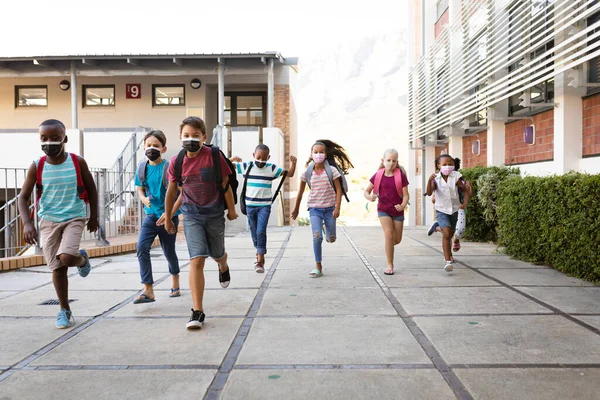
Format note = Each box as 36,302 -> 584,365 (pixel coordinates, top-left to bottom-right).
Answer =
0,52 -> 299,257
406,0 -> 600,226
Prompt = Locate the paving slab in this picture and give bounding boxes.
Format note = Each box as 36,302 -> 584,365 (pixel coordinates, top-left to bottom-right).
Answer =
154,271 -> 266,290
483,268 -> 594,286
366,255 -> 462,269
0,370 -> 215,400
0,290 -> 136,317
519,287 -> 600,314
358,246 -> 441,257
0,318 -> 83,365
201,257 -> 275,271
392,287 -> 550,315
382,269 -> 498,288
577,316 -> 600,330
112,288 -> 257,317
90,260 -> 174,274
258,288 -> 396,316
455,368 -> 600,400
237,317 -> 430,364
33,273 -> 146,291
275,257 -> 366,270
413,315 -> 600,364
222,369 -> 454,400
0,272 -> 53,291
0,291 -> 18,300
33,318 -> 243,366
25,258 -> 110,273
281,246 -> 356,258
455,255 -> 544,269
269,268 -> 378,289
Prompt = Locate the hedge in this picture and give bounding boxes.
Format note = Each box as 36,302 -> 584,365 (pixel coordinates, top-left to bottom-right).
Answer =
496,173 -> 600,282
459,166 -> 520,242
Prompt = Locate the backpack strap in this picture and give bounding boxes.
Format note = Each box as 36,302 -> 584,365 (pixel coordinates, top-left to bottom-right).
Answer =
271,170 -> 288,202
304,162 -> 315,189
137,160 -> 148,188
162,160 -> 170,190
35,156 -> 47,205
242,162 -> 253,197
393,168 -> 404,197
70,153 -> 88,203
211,146 -> 225,194
174,149 -> 186,185
373,168 -> 385,195
323,160 -> 335,188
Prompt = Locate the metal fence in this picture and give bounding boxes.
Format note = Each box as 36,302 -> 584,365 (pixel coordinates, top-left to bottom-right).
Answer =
0,127 -> 149,258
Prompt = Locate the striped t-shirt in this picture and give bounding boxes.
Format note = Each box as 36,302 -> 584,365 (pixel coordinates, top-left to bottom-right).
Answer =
36,156 -> 87,223
301,167 -> 341,208
236,162 -> 283,207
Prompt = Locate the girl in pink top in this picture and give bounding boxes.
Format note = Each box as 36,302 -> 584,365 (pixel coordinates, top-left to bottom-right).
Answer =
291,140 -> 353,278
364,149 -> 410,275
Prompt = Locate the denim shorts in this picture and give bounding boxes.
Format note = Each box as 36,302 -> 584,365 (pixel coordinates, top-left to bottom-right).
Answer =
377,212 -> 405,222
183,214 -> 226,260
436,211 -> 458,230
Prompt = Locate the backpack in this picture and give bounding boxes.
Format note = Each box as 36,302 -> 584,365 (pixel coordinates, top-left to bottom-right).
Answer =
136,159 -> 169,201
32,153 -> 89,219
240,162 -> 288,215
173,145 -> 238,208
373,166 -> 407,198
304,159 -> 350,202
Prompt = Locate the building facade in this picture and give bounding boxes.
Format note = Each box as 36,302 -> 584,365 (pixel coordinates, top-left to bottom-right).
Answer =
407,0 -> 600,226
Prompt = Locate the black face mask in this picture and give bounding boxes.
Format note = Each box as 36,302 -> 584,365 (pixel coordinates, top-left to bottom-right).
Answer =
182,139 -> 201,153
145,148 -> 161,162
41,141 -> 64,158
254,161 -> 267,168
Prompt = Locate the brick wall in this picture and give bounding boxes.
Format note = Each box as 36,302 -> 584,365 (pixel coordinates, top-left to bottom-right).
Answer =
583,94 -> 600,157
435,9 -> 449,39
274,85 -> 291,225
462,131 -> 488,168
505,110 -> 554,165
415,188 -> 422,226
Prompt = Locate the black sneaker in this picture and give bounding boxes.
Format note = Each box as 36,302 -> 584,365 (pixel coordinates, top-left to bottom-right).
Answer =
219,266 -> 231,288
186,308 -> 205,330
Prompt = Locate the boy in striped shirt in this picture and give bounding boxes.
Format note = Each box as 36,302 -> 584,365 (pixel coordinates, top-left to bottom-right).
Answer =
231,145 -> 296,272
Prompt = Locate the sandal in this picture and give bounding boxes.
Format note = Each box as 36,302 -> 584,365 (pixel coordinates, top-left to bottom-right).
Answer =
309,269 -> 323,278
384,269 -> 394,275
254,262 -> 265,273
219,266 -> 231,288
133,293 -> 155,304
169,288 -> 181,298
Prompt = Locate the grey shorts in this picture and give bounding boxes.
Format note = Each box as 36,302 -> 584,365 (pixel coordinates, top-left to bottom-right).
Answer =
183,214 -> 226,260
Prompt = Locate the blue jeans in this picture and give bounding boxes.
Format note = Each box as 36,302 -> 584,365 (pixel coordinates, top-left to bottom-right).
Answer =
247,205 -> 271,255
137,214 -> 180,284
309,206 -> 336,263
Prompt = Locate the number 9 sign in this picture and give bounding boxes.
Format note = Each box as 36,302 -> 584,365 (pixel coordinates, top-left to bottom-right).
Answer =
126,84 -> 141,99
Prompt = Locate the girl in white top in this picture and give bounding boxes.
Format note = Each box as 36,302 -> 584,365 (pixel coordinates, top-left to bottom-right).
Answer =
426,154 -> 471,272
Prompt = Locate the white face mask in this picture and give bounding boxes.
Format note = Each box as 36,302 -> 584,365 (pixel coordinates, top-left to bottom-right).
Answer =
383,160 -> 397,170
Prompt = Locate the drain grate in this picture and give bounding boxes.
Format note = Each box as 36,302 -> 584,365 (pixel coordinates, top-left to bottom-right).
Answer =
39,299 -> 77,306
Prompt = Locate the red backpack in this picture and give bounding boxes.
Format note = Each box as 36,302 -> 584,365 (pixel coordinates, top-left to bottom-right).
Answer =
373,166 -> 406,197
35,153 -> 89,207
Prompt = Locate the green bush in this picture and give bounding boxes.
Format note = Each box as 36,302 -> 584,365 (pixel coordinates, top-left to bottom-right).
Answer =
496,173 -> 600,282
459,166 -> 520,242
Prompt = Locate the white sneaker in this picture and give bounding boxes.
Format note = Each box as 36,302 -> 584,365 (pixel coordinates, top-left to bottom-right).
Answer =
444,261 -> 454,272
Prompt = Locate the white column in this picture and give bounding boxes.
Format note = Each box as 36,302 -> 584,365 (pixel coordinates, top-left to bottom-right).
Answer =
407,141 -> 417,226
217,58 -> 228,156
486,117 -> 505,167
70,61 -> 83,156
267,59 -> 275,128
424,146 -> 436,226
554,72 -> 584,174
448,136 -> 462,161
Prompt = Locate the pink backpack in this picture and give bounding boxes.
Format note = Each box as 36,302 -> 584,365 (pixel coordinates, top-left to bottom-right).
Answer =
373,167 -> 406,197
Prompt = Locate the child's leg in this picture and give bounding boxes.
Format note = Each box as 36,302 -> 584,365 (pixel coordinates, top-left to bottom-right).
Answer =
189,256 -> 206,311
183,217 -> 209,311
255,206 -> 271,265
308,208 -> 324,271
323,206 -> 336,243
158,216 -> 181,291
378,216 -> 395,272
205,216 -> 230,288
52,266 -> 70,310
441,227 -> 454,261
40,220 -> 70,311
393,218 -> 405,246
453,209 -> 466,250
247,206 -> 259,258
136,215 -> 159,296
56,219 -> 88,269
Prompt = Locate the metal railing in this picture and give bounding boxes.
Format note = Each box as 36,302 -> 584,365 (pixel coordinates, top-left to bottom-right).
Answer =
0,126 -> 150,258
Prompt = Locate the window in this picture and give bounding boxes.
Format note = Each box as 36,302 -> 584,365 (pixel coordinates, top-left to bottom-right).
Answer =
587,10 -> 600,93
152,84 -> 185,106
15,86 -> 47,107
83,85 -> 115,107
223,93 -> 265,127
469,84 -> 488,128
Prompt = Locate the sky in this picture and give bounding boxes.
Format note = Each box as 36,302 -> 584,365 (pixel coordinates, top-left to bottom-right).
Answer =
1,0 -> 406,59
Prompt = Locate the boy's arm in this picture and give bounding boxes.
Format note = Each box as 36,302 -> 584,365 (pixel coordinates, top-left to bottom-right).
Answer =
291,180 -> 306,220
79,158 -> 98,233
171,188 -> 183,215
164,181 -> 179,233
222,176 -> 238,220
137,186 -> 151,208
286,155 -> 297,178
18,162 -> 38,245
333,178 -> 343,218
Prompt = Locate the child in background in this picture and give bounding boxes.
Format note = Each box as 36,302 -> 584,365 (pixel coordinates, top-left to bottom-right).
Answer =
426,154 -> 471,271
364,149 -> 409,275
291,140 -> 353,278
